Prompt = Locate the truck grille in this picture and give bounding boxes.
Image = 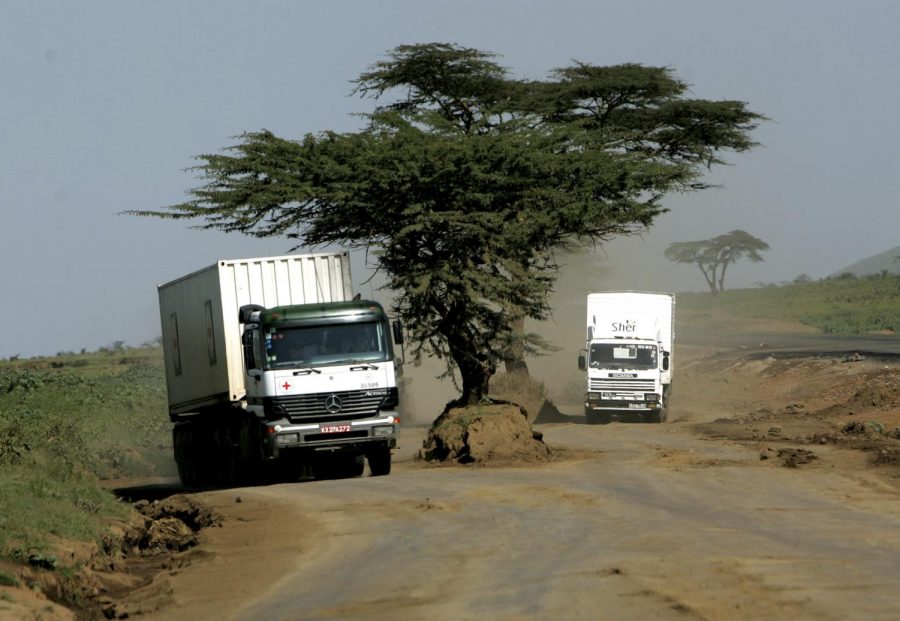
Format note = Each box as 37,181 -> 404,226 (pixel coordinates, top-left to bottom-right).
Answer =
590,378 -> 656,392
275,390 -> 384,424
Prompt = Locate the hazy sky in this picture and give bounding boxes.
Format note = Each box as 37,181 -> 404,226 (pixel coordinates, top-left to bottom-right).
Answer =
3,0 -> 899,358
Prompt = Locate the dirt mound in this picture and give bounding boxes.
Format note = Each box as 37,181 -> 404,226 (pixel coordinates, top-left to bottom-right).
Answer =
844,383 -> 900,409
419,403 -> 552,464
776,448 -> 818,468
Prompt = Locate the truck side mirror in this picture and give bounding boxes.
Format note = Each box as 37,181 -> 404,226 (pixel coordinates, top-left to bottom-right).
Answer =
662,351 -> 670,371
239,304 -> 265,324
392,320 -> 404,345
578,353 -> 586,371
587,326 -> 594,341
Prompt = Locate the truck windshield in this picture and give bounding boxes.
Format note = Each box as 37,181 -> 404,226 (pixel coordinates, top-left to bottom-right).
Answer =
265,321 -> 388,368
589,343 -> 657,369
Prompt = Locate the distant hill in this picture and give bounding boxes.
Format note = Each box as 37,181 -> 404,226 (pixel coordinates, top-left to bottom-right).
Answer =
830,244 -> 900,277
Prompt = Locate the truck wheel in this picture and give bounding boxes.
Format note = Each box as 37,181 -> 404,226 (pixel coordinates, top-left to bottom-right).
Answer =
367,446 -> 392,476
174,424 -> 199,487
211,427 -> 236,485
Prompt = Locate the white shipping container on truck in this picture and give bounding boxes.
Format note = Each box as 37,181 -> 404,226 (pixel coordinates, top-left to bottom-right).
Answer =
157,252 -> 401,486
579,291 -> 675,424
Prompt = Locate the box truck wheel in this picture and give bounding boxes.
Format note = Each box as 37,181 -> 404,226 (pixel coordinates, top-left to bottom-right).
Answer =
174,424 -> 196,486
211,426 -> 236,484
367,445 -> 392,476
174,422 -> 204,487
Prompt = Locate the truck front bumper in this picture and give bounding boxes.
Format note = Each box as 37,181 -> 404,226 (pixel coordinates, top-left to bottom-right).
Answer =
585,400 -> 662,413
263,413 -> 399,458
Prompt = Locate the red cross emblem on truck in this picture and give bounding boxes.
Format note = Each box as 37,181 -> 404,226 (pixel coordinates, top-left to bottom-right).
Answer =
282,381 -> 291,391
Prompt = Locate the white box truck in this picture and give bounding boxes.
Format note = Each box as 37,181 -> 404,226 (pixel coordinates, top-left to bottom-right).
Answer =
577,291 -> 674,424
158,252 -> 402,485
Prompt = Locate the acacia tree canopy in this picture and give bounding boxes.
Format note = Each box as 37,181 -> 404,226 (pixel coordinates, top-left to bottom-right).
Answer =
664,229 -> 770,294
132,43 -> 764,405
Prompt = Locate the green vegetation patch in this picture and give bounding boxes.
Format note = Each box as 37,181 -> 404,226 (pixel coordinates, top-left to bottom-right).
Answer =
0,346 -> 173,562
0,467 -> 128,559
679,274 -> 900,335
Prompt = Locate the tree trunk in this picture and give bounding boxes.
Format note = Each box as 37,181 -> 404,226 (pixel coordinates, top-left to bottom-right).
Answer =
698,264 -> 718,294
717,261 -> 729,293
502,316 -> 530,376
458,358 -> 493,405
440,302 -> 496,405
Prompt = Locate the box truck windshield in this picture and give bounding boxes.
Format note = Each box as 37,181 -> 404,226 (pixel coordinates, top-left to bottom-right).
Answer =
589,343 -> 657,369
265,321 -> 389,368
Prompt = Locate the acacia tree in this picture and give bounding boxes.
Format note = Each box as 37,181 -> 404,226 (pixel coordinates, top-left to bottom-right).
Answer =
664,229 -> 770,293
133,43 -> 763,405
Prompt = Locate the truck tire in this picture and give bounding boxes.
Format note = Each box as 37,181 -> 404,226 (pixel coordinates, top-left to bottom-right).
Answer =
367,446 -> 392,476
211,426 -> 236,485
174,423 -> 199,487
182,419 -> 218,487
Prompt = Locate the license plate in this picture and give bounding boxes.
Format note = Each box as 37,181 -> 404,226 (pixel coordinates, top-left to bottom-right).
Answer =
320,424 -> 351,433
628,403 -> 644,409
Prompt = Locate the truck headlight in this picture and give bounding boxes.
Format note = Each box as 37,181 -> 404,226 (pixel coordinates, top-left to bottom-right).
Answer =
645,393 -> 660,402
276,433 -> 299,445
373,425 -> 395,437
587,392 -> 600,400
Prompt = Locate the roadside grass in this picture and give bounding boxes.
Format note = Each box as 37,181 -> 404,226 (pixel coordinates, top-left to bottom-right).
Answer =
0,346 -> 172,563
0,466 -> 129,562
679,273 -> 900,334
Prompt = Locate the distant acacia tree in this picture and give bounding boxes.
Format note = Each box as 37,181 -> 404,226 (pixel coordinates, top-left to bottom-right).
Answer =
665,230 -> 769,294
133,43 -> 763,405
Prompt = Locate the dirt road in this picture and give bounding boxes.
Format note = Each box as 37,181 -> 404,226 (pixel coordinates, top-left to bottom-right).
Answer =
123,335 -> 900,621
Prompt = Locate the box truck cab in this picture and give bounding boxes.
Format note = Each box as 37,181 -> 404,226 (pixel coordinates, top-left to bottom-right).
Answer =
577,292 -> 674,424
240,300 -> 401,466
